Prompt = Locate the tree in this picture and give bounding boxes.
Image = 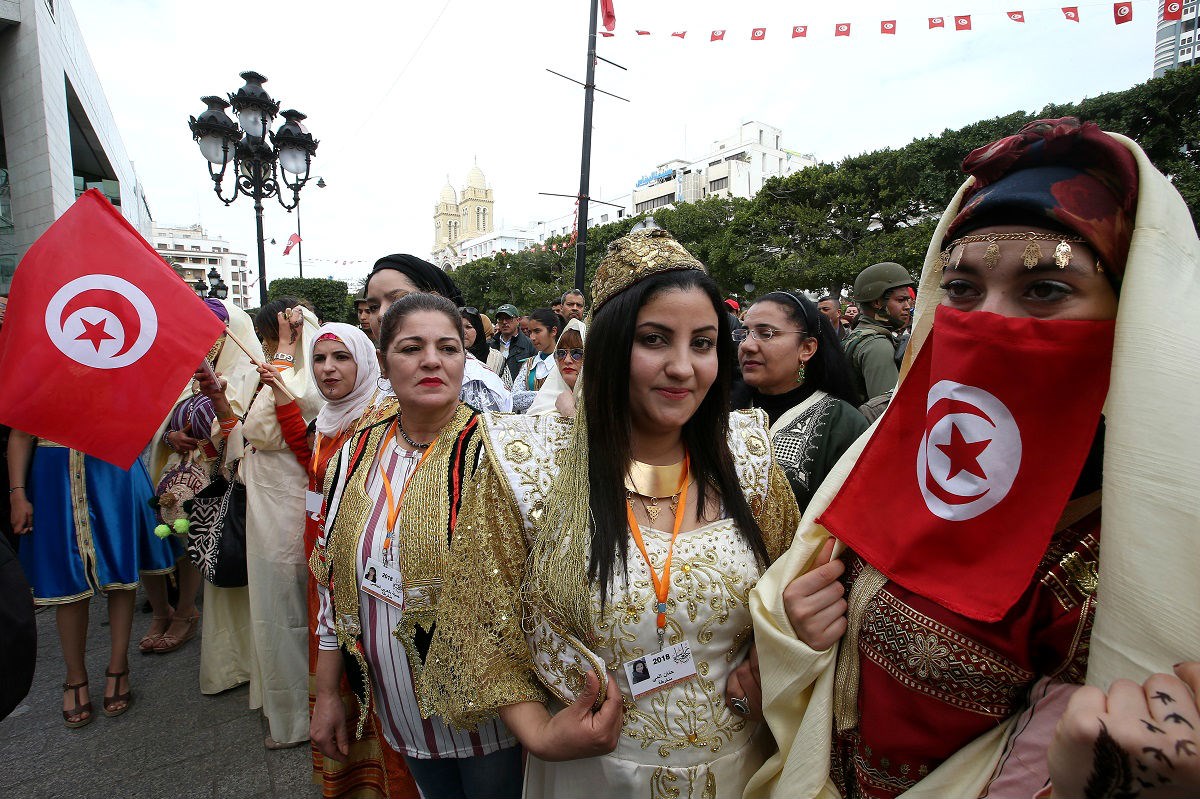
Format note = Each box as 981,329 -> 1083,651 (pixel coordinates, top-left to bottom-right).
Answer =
267,277 -> 352,325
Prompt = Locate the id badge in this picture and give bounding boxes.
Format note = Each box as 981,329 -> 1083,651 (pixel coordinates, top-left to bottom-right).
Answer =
623,640 -> 697,701
305,490 -> 323,521
360,557 -> 404,611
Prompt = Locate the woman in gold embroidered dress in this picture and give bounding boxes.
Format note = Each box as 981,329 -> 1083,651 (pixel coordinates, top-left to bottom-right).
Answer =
310,293 -> 522,799
422,229 -> 801,798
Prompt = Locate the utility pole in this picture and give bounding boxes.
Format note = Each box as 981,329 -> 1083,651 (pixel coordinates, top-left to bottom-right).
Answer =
573,0 -> 600,293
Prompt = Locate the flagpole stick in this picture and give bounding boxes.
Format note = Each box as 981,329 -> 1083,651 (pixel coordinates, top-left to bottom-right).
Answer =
223,325 -> 299,402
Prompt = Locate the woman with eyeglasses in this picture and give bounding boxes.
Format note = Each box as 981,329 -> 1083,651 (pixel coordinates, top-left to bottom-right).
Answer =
526,318 -> 586,417
460,306 -> 507,379
732,292 -> 868,513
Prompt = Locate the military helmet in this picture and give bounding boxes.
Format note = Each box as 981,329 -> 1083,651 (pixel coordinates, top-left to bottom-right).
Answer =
853,262 -> 914,304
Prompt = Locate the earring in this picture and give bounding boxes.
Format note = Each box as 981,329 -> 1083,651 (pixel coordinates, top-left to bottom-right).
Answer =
796,362 -> 806,385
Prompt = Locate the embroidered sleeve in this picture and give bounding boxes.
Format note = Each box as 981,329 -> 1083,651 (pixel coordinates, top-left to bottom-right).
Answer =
418,453 -> 547,728
758,462 -> 802,563
1032,527 -> 1100,684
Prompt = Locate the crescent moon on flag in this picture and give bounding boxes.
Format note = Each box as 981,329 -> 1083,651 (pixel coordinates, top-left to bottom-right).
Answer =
917,380 -> 1022,522
44,274 -> 159,369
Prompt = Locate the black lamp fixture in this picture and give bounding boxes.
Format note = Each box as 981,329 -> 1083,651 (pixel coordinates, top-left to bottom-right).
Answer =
188,71 -> 318,306
193,277 -> 208,297
205,266 -> 229,301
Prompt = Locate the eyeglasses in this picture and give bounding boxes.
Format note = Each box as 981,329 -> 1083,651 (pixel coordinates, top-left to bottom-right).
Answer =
554,348 -> 585,362
732,328 -> 808,342
459,306 -> 478,315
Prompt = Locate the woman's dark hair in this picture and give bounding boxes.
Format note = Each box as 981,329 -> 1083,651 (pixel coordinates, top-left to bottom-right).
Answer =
379,292 -> 464,353
583,269 -> 767,599
527,308 -> 560,341
366,254 -> 466,307
756,291 -> 860,406
460,307 -> 490,361
254,296 -> 303,342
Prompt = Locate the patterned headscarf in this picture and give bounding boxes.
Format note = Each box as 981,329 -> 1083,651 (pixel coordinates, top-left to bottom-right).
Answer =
946,117 -> 1138,282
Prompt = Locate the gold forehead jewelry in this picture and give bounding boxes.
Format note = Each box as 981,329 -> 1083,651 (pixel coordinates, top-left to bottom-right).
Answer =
590,229 -> 706,317
937,232 -> 1100,273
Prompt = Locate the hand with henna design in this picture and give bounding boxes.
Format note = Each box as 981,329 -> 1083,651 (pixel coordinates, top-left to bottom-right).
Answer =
1049,663 -> 1200,798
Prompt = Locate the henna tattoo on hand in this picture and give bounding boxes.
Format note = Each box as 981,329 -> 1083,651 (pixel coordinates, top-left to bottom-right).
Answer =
1141,720 -> 1167,734
1084,721 -> 1140,799
1165,712 -> 1195,730
1142,746 -> 1174,769
1153,691 -> 1175,705
1175,739 -> 1197,757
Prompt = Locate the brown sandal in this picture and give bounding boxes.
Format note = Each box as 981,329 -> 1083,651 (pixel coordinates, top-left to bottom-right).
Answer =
103,669 -> 132,717
62,680 -> 93,728
152,612 -> 199,654
138,612 -> 173,654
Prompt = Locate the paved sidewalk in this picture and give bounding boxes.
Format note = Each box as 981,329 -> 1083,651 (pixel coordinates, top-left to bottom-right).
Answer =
0,592 -> 321,799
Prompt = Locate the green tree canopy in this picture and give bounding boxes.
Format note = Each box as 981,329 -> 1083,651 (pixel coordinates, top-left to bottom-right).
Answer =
267,277 -> 353,325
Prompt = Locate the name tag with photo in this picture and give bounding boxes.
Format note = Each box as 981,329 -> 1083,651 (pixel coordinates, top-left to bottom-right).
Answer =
360,557 -> 404,611
305,490 -> 323,520
623,640 -> 697,701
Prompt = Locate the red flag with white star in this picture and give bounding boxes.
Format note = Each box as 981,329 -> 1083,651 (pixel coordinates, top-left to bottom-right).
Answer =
1062,5 -> 1080,20
929,16 -> 945,28
1165,0 -> 1183,21
751,27 -> 766,40
1114,2 -> 1132,23
881,20 -> 897,33
1008,10 -> 1026,21
711,29 -> 725,41
0,190 -> 225,468
792,25 -> 807,37
818,305 -> 1114,621
835,22 -> 851,36
954,15 -> 972,29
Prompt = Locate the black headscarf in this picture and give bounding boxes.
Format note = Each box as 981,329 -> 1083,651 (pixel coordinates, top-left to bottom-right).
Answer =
369,254 -> 465,308
460,307 -> 491,362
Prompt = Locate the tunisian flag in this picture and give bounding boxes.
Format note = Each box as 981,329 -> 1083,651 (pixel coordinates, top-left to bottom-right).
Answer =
955,15 -> 972,29
1165,0 -> 1183,21
0,190 -> 226,468
600,0 -> 615,31
1114,2 -> 1133,23
282,232 -> 302,255
818,306 -> 1114,622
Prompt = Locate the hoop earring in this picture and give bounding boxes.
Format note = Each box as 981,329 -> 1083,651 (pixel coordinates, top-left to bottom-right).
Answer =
796,362 -> 806,385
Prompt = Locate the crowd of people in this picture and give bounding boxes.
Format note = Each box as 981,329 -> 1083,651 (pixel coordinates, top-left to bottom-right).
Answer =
3,116 -> 1199,799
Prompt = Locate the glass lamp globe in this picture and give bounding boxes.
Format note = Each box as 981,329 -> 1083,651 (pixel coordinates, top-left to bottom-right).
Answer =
278,145 -> 308,176
238,108 -> 271,139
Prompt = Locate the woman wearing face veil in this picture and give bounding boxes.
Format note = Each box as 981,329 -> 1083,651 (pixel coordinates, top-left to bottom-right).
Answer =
746,119 -> 1200,799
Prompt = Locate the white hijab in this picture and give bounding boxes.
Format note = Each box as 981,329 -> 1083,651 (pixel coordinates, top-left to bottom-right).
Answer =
526,318 -> 586,415
310,322 -> 380,437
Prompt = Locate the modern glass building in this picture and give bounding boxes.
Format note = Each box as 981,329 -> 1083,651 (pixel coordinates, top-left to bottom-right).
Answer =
1155,0 -> 1200,77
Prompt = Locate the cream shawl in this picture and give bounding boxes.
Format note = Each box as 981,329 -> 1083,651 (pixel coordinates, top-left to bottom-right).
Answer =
745,133 -> 1200,799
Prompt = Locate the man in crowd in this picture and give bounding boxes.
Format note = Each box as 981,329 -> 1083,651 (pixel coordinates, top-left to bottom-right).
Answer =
843,304 -> 860,329
561,289 -> 586,322
490,303 -> 536,387
353,290 -> 374,341
843,261 -> 914,405
552,298 -> 564,318
817,294 -> 847,340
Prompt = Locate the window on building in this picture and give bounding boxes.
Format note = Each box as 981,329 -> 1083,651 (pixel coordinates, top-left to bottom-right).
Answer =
635,195 -> 674,214
709,177 -> 729,192
601,214 -> 609,223
174,244 -> 183,250
208,258 -> 219,264
775,135 -> 781,149
190,245 -> 200,251
156,242 -> 166,249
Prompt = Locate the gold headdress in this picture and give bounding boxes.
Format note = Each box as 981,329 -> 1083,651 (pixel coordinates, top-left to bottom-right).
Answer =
589,228 -> 707,319
524,229 -> 707,649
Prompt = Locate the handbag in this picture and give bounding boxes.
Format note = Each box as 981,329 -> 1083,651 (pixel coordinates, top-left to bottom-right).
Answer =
184,400 -> 255,588
153,452 -> 209,528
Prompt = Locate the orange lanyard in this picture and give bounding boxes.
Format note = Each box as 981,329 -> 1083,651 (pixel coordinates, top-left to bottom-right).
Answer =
625,454 -> 690,649
309,433 -> 324,480
379,420 -> 435,556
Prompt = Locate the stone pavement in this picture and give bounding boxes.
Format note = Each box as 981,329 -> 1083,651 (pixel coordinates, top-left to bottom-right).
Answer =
0,591 -> 322,799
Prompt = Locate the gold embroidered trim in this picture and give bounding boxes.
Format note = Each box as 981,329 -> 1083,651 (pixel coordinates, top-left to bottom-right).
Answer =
67,450 -> 101,594
834,562 -> 888,732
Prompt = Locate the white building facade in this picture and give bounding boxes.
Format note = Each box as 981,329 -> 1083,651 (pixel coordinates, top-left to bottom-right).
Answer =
0,0 -> 152,293
632,122 -> 815,215
153,224 -> 253,309
1155,0 -> 1199,76
455,229 -> 538,265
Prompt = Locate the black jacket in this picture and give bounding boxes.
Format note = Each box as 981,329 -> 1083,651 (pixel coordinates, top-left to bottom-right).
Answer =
489,332 -> 536,384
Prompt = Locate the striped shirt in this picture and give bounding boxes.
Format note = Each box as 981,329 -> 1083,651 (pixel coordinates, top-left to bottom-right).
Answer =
316,437 -> 516,759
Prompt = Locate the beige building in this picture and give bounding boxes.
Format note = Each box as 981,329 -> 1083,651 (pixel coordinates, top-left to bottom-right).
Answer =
431,164 -> 494,268
153,224 -> 253,309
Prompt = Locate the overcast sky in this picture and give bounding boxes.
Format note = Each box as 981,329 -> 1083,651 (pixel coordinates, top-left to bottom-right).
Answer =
73,0 -> 1152,287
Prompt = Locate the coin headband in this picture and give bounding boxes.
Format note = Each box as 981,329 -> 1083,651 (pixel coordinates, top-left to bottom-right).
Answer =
937,232 -> 1101,273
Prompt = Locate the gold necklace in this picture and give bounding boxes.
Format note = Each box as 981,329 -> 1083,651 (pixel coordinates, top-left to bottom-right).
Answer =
625,459 -> 687,524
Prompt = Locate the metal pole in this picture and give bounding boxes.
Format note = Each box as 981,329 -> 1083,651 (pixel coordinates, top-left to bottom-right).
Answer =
573,0 -> 599,294
296,203 -> 304,279
254,180 -> 268,306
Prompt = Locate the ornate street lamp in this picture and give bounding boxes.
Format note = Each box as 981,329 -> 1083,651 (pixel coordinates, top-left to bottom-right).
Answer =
193,277 -> 208,297
188,71 -> 318,305
206,266 -> 229,301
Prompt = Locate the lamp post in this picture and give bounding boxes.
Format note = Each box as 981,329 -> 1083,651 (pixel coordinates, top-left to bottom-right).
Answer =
188,71 -> 319,306
294,176 -> 326,279
193,277 -> 208,297
206,266 -> 229,301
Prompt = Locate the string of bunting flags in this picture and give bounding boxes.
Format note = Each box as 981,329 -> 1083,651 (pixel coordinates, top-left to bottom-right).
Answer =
607,1 -> 1149,40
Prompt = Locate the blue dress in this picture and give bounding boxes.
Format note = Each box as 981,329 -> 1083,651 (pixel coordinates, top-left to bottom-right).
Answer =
18,442 -> 177,604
